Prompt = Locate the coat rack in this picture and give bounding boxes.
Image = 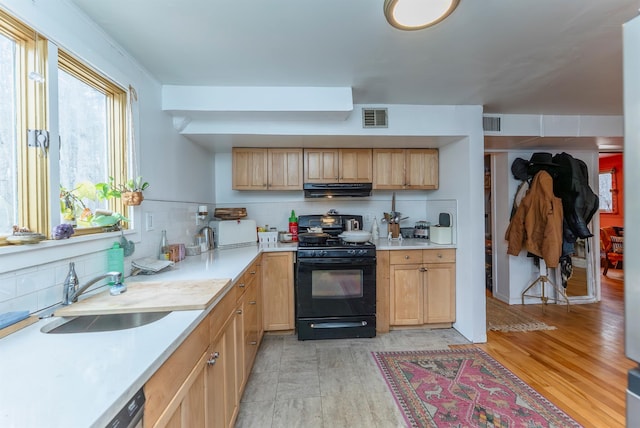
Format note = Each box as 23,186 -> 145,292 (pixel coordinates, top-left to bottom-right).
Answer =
521,259 -> 570,312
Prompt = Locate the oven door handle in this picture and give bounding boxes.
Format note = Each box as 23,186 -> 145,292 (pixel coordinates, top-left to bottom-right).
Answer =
297,258 -> 376,266
309,321 -> 368,329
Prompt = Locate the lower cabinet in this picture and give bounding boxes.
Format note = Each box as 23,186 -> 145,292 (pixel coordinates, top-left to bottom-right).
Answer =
261,252 -> 295,331
144,314 -> 209,427
144,260 -> 264,428
388,249 -> 456,327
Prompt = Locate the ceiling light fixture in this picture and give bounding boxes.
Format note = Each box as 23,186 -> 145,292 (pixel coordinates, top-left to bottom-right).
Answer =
384,0 -> 459,31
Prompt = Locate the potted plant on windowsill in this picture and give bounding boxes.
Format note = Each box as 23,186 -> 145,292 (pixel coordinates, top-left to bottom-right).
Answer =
58,181 -> 130,234
96,176 -> 150,206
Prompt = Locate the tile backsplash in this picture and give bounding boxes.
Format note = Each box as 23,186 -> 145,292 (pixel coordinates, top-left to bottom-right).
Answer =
0,197 -> 457,316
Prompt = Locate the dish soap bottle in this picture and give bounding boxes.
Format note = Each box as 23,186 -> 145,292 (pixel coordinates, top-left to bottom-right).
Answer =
371,217 -> 379,241
107,242 -> 125,280
289,210 -> 298,242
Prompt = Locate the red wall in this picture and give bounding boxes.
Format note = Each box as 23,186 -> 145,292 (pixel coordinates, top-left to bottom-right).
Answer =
599,153 -> 624,228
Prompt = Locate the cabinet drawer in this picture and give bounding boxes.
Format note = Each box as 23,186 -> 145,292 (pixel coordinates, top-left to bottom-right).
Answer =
423,249 -> 456,263
390,250 -> 423,265
236,261 -> 259,300
210,289 -> 236,342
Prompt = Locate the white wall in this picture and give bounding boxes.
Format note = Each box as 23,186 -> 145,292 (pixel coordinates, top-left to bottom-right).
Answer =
211,106 -> 487,343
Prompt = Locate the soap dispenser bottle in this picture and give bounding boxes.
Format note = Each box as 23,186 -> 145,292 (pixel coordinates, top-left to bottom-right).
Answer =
107,242 -> 125,279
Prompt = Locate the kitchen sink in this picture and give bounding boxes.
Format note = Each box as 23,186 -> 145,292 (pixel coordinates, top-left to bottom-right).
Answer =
40,311 -> 171,334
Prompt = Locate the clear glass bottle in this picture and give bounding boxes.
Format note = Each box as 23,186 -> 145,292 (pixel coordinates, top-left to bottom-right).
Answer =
63,262 -> 79,304
158,230 -> 169,260
371,217 -> 379,240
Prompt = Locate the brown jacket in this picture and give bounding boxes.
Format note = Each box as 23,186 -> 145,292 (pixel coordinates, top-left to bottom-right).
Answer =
505,170 -> 564,268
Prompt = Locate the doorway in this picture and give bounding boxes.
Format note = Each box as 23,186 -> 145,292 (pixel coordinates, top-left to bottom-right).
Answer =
598,152 -> 624,282
484,152 -> 599,304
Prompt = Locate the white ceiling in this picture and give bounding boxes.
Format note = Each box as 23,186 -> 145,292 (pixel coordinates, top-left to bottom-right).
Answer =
68,0 -> 639,151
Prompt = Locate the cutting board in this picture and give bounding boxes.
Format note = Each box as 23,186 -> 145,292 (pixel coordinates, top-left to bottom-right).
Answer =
54,278 -> 231,317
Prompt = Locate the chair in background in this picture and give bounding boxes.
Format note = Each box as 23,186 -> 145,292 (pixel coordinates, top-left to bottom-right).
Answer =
600,227 -> 624,276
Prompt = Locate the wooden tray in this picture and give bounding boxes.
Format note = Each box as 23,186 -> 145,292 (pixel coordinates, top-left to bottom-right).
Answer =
214,208 -> 247,220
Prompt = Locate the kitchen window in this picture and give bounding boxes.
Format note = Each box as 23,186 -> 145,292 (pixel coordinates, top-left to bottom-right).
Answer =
0,9 -> 128,237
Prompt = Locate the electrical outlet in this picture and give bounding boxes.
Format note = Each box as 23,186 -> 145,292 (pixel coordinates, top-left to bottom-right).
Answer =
145,213 -> 155,231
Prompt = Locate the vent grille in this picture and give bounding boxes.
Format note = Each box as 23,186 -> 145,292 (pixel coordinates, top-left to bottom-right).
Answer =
362,108 -> 388,128
483,116 -> 501,132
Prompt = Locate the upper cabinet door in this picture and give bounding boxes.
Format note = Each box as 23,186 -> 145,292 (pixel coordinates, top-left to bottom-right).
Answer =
372,149 -> 406,189
232,148 -> 268,190
406,149 -> 438,189
268,149 -> 303,190
339,149 -> 373,183
304,149 -> 339,183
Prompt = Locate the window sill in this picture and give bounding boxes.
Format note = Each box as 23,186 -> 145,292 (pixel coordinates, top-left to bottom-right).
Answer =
0,229 -> 138,274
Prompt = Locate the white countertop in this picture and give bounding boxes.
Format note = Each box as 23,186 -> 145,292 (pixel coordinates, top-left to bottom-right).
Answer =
0,245 -> 266,428
374,237 -> 456,250
0,239 -> 454,427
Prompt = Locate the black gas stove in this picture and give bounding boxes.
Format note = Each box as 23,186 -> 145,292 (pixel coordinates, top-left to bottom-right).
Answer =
296,214 -> 375,253
295,214 -> 376,340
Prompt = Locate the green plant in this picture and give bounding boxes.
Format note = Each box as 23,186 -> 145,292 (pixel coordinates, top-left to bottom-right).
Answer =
96,176 -> 149,197
123,176 -> 150,192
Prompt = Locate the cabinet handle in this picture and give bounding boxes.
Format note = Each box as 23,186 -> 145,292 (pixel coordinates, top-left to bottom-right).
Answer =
236,309 -> 243,315
419,267 -> 427,272
207,351 -> 220,366
249,270 -> 256,275
437,253 -> 443,258
250,341 -> 257,345
404,255 -> 410,260
238,283 -> 246,288
249,301 -> 257,305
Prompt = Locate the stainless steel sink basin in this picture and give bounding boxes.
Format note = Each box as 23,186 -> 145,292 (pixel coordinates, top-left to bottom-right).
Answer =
41,311 -> 171,334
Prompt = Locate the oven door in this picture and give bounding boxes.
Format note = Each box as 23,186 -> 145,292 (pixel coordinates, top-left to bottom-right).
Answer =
295,257 -> 376,319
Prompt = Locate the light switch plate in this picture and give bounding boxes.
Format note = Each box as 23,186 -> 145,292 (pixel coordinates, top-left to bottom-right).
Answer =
145,213 -> 154,231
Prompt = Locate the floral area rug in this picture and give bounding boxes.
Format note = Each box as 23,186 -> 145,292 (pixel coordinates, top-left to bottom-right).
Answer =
486,298 -> 557,332
373,348 -> 582,428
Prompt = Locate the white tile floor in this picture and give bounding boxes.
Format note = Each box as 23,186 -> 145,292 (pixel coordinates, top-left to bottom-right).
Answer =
236,328 -> 470,428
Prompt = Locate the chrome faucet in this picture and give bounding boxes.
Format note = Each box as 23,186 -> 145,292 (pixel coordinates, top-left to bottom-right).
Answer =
62,270 -> 126,305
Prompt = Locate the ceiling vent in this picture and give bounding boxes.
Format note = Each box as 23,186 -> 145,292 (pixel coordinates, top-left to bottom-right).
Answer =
483,115 -> 502,133
362,108 -> 388,128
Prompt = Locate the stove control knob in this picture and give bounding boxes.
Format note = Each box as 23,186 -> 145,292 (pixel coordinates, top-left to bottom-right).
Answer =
347,249 -> 356,256
358,249 -> 367,256
317,250 -> 327,257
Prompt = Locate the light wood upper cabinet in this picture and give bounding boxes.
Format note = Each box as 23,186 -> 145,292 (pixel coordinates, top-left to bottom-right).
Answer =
338,149 -> 373,182
232,148 -> 268,190
303,149 -> 339,182
268,148 -> 303,190
373,148 -> 438,190
372,149 -> 406,189
304,148 -> 373,183
406,149 -> 438,189
232,148 -> 302,190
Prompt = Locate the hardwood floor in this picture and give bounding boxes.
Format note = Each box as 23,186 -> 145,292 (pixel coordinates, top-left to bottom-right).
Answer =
476,268 -> 635,428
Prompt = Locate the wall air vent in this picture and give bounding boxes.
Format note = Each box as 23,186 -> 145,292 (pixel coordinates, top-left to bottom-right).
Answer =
362,108 -> 388,128
483,115 -> 502,133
